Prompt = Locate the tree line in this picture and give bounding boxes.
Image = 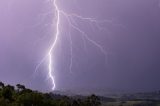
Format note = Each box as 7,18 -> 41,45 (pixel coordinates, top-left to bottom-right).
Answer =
0,82 -> 101,106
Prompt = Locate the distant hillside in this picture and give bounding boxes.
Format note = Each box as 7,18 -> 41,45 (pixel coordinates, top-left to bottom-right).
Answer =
55,87 -> 124,97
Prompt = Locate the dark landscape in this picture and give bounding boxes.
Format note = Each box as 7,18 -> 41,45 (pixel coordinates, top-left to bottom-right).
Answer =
1,82 -> 160,106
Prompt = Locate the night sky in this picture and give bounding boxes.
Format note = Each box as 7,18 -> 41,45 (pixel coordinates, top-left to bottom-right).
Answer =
0,0 -> 160,92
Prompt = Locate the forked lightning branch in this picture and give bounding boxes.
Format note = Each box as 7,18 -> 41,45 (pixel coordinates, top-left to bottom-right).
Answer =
37,0 -> 115,90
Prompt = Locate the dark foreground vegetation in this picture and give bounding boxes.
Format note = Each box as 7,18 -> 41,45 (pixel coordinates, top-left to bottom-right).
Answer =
1,82 -> 160,106
0,82 -> 101,106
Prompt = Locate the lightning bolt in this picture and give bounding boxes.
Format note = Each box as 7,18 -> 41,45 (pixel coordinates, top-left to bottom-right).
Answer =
47,0 -> 60,90
34,0 -> 122,91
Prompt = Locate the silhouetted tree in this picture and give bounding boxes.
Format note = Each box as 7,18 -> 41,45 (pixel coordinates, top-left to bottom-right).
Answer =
85,94 -> 101,106
16,84 -> 25,91
0,82 -> 4,89
2,86 -> 13,101
6,85 -> 14,91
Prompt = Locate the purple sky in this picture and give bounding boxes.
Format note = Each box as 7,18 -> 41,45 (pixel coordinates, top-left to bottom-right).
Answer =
0,0 -> 160,92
